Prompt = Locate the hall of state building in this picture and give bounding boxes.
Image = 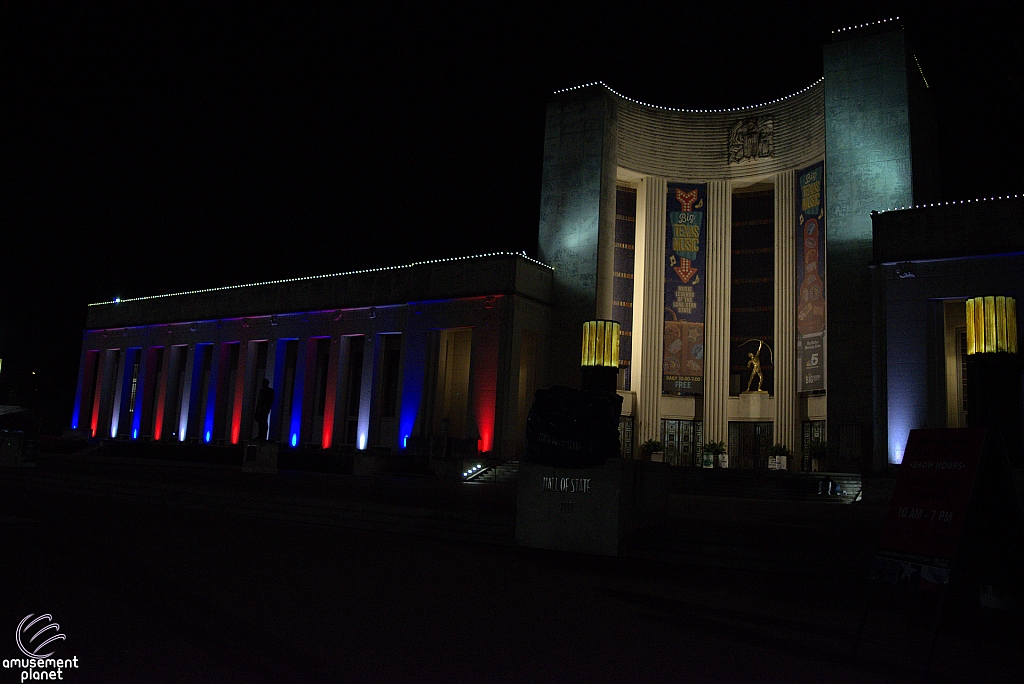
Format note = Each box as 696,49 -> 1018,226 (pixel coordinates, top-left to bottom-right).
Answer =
70,19 -> 1024,475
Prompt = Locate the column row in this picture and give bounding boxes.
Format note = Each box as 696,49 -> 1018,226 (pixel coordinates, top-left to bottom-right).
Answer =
624,172 -> 806,457
71,336 -> 380,449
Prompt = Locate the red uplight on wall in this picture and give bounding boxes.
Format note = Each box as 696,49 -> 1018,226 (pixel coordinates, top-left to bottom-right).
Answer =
153,385 -> 166,441
230,409 -> 241,444
90,401 -> 99,439
321,422 -> 334,450
475,397 -> 495,450
473,342 -> 497,453
476,408 -> 494,453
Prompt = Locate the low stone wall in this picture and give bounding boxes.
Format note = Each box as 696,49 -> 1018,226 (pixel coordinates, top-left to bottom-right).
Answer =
516,459 -> 669,556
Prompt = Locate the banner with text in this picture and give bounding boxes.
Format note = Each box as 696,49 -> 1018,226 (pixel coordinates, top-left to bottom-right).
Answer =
873,428 -> 987,591
796,163 -> 826,392
664,183 -> 707,395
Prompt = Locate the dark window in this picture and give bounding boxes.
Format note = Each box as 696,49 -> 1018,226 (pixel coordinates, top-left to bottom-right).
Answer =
730,190 -> 774,395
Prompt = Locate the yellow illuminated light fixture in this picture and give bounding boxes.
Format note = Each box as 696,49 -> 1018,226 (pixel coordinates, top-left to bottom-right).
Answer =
581,320 -> 620,368
966,296 -> 1017,355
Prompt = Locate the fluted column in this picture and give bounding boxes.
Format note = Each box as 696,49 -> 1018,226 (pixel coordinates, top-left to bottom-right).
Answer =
94,349 -> 117,438
230,341 -> 249,445
633,175 -> 667,446
71,348 -> 91,432
283,337 -> 310,447
177,344 -> 196,441
357,335 -> 375,450
321,335 -> 341,449
129,346 -> 152,440
153,343 -> 172,441
109,346 -> 129,439
703,180 -> 732,445
773,170 -> 797,456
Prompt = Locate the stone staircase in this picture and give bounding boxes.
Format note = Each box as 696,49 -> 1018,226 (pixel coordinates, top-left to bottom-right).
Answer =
464,458 -> 520,484
811,473 -> 863,503
666,467 -> 863,503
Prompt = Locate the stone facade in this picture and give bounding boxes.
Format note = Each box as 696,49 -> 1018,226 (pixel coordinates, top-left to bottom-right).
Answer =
72,254 -> 552,465
537,22 -> 938,473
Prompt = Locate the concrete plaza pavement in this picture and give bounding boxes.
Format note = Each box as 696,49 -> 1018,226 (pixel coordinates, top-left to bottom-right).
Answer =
1,456 -> 1020,682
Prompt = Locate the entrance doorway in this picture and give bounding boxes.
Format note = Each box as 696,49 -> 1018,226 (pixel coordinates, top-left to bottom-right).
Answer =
660,419 -> 703,466
728,421 -> 773,469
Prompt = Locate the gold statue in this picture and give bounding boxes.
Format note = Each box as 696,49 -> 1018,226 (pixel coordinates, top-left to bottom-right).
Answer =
741,339 -> 772,393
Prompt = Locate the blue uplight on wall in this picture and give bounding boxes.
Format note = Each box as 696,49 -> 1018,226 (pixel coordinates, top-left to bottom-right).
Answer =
202,344 -> 219,450
291,433 -> 298,448
130,347 -> 146,445
398,330 -> 427,454
71,397 -> 81,431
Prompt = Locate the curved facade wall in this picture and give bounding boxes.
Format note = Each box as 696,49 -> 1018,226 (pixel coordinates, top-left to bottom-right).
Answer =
614,81 -> 825,182
539,81 -> 828,466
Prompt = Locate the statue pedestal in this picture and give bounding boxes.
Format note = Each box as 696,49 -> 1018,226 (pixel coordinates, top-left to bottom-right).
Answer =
516,459 -> 668,557
735,390 -> 773,421
242,442 -> 278,473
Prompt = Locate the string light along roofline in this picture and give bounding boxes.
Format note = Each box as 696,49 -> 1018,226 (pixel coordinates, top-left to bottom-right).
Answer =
874,194 -> 1022,214
552,79 -> 825,113
90,251 -> 552,307
831,17 -> 900,35
912,53 -> 929,88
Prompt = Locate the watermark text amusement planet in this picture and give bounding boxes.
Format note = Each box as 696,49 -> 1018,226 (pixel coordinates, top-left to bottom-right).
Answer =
2,657 -> 78,682
3,614 -> 79,681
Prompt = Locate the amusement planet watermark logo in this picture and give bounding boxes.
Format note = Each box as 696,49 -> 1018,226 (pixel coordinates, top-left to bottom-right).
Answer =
2,614 -> 79,682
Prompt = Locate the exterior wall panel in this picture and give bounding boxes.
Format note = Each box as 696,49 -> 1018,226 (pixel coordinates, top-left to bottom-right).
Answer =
77,255 -> 552,462
615,82 -> 825,181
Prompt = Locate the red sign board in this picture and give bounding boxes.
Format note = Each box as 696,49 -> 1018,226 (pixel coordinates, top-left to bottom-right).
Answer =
875,428 -> 987,588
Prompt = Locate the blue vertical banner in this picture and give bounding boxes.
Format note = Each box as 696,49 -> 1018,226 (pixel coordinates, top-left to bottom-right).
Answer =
796,162 -> 826,392
664,183 -> 707,395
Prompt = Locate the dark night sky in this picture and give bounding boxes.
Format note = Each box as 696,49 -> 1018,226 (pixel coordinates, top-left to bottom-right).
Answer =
4,3 -> 1021,429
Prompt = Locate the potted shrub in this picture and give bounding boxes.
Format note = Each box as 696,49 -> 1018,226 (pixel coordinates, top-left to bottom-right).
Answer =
640,439 -> 664,462
702,440 -> 727,468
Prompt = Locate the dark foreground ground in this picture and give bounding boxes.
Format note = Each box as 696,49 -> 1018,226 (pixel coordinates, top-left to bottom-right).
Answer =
1,456 -> 1021,683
